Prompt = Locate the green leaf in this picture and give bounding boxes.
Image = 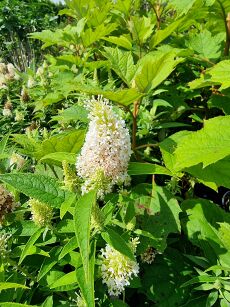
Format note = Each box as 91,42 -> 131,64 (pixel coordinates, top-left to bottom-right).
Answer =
60,194 -> 76,219
206,291 -> 219,307
208,95 -> 230,115
0,134 -> 9,154
0,173 -> 67,208
76,241 -> 96,307
50,271 -> 77,289
181,276 -> 221,288
19,228 -> 44,265
132,185 -> 181,252
128,162 -> 172,176
168,0 -> 196,16
181,198 -> 230,266
58,237 -> 78,260
186,30 -> 224,60
40,152 -> 77,165
135,51 -> 183,93
0,304 -> 37,307
128,16 -> 154,45
172,116 -> 230,170
150,18 -> 184,49
41,296 -> 53,307
41,93 -> 64,107
81,23 -> 117,47
37,247 -> 61,281
185,157 -> 230,190
74,190 -> 96,282
102,88 -> 144,106
0,282 -> 29,291
103,47 -> 136,87
102,227 -> 135,261
103,35 -> 132,50
142,247 -> 192,306
160,130 -> 191,174
51,105 -> 89,124
69,83 -> 144,106
189,60 -> 230,90
35,129 -> 85,161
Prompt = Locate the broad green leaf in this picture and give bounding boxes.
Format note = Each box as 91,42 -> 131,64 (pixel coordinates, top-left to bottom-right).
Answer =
56,219 -> 75,233
185,157 -> 230,190
103,47 -> 136,87
0,173 -> 67,208
35,129 -> 85,161
58,237 -> 78,260
141,247 -> 192,306
128,162 -> 172,176
51,105 -> 89,123
150,18 -> 184,49
128,16 -> 154,45
172,116 -> 230,170
135,51 -> 183,93
50,271 -> 77,289
0,282 -> 29,290
208,95 -> 230,115
132,185 -> 181,252
37,247 -> 61,281
41,93 -> 64,107
218,223 -> 230,250
181,198 -> 230,266
102,88 -> 144,106
160,130 -> 191,174
102,227 -> 135,261
19,228 -> 44,265
186,30 -> 224,60
189,60 -> 230,90
167,0 -> 196,16
74,190 -> 96,282
68,82 -> 144,106
81,23 -> 117,47
103,35 -> 132,50
40,152 -> 77,165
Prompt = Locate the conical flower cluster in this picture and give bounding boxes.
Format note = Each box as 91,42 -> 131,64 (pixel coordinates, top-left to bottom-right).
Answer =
100,238 -> 139,296
76,96 -> 132,198
29,199 -> 53,228
0,62 -> 19,89
0,185 -> 16,224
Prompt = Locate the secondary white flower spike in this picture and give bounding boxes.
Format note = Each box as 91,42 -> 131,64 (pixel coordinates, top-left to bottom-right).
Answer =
100,238 -> 140,296
76,96 -> 132,198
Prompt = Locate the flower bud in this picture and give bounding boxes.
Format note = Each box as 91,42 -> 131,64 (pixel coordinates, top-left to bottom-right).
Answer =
29,199 -> 53,228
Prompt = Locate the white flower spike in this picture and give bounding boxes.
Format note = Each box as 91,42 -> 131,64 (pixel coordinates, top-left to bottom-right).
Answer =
76,96 -> 132,198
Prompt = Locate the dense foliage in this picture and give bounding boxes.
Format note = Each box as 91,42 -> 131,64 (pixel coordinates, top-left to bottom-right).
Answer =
0,0 -> 230,306
0,0 -> 64,71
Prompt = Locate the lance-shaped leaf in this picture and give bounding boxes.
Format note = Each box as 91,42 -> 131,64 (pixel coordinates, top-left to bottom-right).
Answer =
0,173 -> 67,208
74,190 -> 97,283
